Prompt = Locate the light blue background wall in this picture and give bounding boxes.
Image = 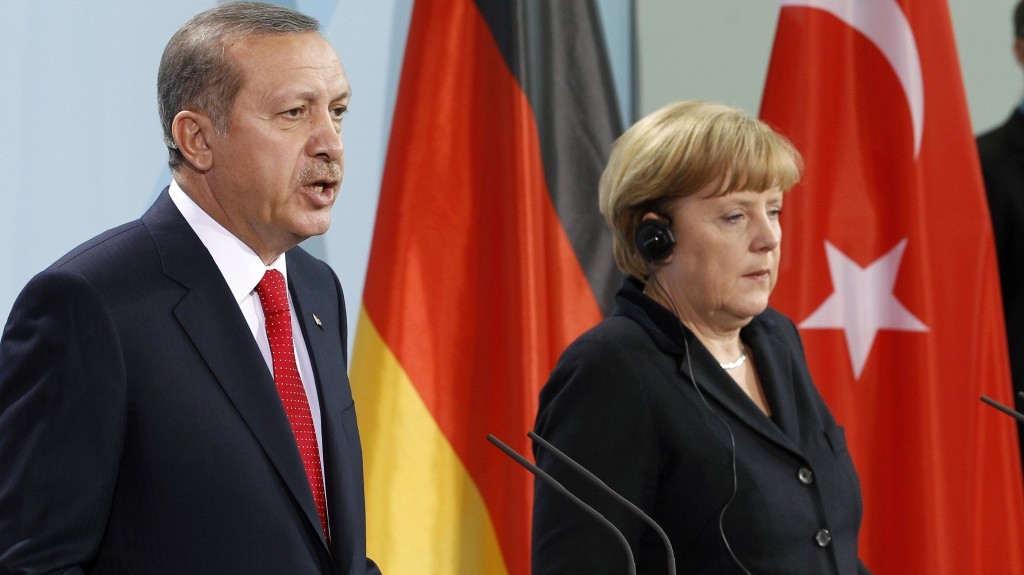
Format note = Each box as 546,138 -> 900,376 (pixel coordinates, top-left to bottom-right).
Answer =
0,0 -> 632,347
0,1 -> 1014,350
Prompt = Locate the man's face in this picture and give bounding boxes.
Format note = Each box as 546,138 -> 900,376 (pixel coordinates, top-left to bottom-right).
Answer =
204,32 -> 350,261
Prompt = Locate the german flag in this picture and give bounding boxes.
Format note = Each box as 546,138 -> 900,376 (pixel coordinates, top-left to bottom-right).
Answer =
350,1 -> 625,572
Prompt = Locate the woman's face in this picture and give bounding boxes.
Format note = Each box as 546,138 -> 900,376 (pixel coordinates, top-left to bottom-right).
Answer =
656,184 -> 784,328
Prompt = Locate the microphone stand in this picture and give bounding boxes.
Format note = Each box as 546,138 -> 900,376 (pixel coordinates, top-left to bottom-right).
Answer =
528,431 -> 677,575
486,434 -> 637,575
981,394 -> 1024,423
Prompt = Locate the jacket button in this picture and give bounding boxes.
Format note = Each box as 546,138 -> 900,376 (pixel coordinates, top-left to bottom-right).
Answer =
798,467 -> 814,485
815,529 -> 832,548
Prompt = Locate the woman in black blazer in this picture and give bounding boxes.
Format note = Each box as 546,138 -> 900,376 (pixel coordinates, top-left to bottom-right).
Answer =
532,100 -> 871,574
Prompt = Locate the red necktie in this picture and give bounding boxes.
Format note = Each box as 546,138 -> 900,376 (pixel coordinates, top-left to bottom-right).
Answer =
255,269 -> 329,540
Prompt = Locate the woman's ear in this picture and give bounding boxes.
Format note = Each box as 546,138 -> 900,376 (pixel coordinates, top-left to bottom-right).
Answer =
641,211 -> 666,224
171,110 -> 215,172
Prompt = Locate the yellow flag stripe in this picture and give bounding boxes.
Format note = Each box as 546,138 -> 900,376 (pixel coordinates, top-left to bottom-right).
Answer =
351,306 -> 510,574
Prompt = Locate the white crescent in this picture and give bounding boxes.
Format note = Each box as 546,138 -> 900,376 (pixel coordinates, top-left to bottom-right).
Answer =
780,0 -> 924,157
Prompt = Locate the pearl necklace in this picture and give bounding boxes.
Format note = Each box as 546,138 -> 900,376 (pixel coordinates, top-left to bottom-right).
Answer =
719,353 -> 747,370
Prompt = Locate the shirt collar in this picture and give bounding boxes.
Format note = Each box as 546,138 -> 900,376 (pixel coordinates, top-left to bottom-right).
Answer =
168,179 -> 287,303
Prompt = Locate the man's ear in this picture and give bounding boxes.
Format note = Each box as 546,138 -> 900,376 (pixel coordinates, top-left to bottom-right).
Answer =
171,110 -> 215,171
1014,38 -> 1024,69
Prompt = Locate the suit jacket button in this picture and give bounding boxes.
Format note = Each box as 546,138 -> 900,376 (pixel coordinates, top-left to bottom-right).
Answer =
798,466 -> 814,485
815,528 -> 832,548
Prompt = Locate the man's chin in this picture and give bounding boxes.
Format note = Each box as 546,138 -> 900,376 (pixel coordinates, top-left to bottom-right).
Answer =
297,212 -> 332,237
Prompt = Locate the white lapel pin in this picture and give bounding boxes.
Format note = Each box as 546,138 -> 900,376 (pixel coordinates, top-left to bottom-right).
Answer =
312,312 -> 323,329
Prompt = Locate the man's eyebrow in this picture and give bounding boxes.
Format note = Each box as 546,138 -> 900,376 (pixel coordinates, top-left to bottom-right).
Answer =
266,85 -> 351,104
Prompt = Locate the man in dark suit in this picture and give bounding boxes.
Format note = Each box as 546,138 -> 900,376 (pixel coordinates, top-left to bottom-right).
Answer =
0,3 -> 380,573
977,0 -> 1024,478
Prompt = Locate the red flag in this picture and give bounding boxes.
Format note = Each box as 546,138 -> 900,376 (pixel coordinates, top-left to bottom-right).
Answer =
760,0 -> 1024,572
350,0 -> 622,572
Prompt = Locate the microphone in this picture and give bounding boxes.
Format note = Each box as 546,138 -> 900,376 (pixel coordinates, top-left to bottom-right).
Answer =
527,431 -> 677,575
486,434 -> 637,575
981,395 -> 1024,423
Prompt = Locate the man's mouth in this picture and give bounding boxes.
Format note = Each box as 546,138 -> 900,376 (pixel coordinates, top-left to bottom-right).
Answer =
299,161 -> 344,194
309,180 -> 337,194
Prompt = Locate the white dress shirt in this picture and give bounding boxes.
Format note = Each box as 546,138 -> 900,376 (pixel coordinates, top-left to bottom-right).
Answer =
167,180 -> 326,487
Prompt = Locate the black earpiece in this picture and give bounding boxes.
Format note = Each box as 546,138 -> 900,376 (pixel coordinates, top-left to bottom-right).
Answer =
635,218 -> 676,262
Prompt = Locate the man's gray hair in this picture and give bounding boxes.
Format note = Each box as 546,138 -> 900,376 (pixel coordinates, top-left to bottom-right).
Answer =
157,1 -> 320,170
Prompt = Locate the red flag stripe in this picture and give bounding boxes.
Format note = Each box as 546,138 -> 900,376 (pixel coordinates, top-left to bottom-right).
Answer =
362,0 -> 603,569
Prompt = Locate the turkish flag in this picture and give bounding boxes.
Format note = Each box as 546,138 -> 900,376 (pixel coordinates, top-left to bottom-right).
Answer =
760,0 -> 1024,572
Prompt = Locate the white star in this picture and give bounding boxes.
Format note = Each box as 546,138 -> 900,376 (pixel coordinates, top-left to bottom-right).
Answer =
799,239 -> 927,379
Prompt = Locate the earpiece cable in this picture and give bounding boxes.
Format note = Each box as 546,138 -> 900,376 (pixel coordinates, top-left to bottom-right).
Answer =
647,272 -> 752,575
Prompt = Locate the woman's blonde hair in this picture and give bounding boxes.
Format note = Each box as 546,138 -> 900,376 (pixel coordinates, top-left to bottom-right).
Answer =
599,100 -> 803,279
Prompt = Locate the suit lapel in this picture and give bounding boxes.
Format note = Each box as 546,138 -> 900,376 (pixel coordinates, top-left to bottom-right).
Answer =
743,319 -> 802,442
616,278 -> 807,458
288,263 -> 352,438
680,321 -> 802,457
142,191 -> 328,550
288,254 -> 358,566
